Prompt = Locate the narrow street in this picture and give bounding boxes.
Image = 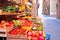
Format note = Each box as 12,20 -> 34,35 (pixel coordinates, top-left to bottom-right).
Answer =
42,15 -> 60,40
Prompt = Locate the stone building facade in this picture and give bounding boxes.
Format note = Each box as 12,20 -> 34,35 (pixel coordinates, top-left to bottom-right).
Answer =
42,0 -> 60,18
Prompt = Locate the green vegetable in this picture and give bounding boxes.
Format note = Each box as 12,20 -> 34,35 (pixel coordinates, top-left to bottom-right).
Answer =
13,20 -> 20,26
3,6 -> 16,13
3,7 -> 8,12
13,20 -> 18,26
16,20 -> 20,26
37,26 -> 43,31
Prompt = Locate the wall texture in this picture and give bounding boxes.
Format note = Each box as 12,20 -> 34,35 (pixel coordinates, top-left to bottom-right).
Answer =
42,0 -> 50,15
56,0 -> 60,18
50,0 -> 57,16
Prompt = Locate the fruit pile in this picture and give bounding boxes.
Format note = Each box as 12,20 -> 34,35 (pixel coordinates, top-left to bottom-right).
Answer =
1,0 -> 33,15
0,20 -> 14,28
0,16 -> 45,38
2,17 -> 45,40
0,0 -> 46,40
0,16 -> 46,39
27,31 -> 46,40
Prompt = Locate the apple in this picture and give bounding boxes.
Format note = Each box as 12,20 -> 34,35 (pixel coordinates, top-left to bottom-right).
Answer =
32,33 -> 36,37
6,21 -> 14,27
28,32 -> 32,36
38,36 -> 45,40
42,33 -> 46,38
6,22 -> 10,27
38,31 -> 43,36
1,20 -> 6,27
32,37 -> 38,40
32,31 -> 37,37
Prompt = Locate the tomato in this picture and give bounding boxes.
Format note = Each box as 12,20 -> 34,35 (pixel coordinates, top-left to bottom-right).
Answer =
23,20 -> 33,27
9,22 -> 14,26
6,22 -> 10,27
10,29 -> 19,35
6,22 -> 14,27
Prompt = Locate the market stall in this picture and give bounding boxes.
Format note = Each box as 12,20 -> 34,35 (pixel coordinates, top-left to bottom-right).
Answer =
0,0 -> 46,40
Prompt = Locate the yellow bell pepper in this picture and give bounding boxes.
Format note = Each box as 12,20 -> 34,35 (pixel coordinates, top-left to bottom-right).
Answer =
19,5 -> 25,11
22,27 -> 31,30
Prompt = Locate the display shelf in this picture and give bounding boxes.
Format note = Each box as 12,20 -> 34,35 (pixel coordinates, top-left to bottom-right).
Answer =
0,29 -> 6,32
0,28 -> 7,37
0,13 -> 21,15
0,12 -> 25,15
0,0 -> 46,40
7,34 -> 27,39
0,33 -> 7,37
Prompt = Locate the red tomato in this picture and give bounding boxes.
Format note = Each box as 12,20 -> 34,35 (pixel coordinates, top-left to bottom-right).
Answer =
23,20 -> 33,27
6,22 -> 10,27
9,22 -> 14,27
6,22 -> 14,27
20,18 -> 25,20
10,29 -> 19,35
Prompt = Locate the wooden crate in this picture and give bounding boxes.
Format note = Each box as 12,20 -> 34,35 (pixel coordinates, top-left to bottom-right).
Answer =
7,38 -> 27,40
7,34 -> 27,40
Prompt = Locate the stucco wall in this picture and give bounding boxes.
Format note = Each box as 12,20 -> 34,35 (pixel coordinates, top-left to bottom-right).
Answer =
56,0 -> 60,18
50,0 -> 57,16
42,0 -> 50,15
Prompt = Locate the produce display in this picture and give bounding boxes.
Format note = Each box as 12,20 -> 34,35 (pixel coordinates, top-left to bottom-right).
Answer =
0,0 -> 46,40
7,17 -> 46,40
0,17 -> 46,40
1,17 -> 46,40
0,0 -> 33,16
